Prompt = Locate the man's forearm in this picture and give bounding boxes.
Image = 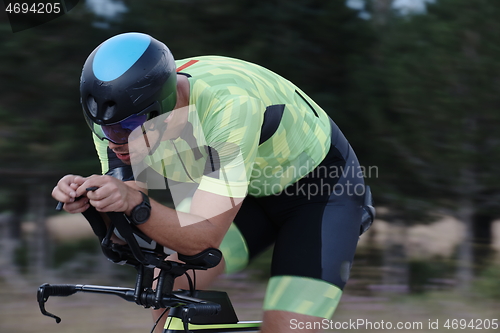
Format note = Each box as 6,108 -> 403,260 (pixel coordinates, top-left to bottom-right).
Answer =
136,198 -> 226,255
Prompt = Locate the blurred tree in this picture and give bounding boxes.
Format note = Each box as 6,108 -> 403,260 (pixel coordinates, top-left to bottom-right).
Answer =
0,0 -> 376,200
0,3 -> 109,274
0,0 -> 376,272
117,1 -> 371,109
355,0 -> 500,289
0,6 -> 107,177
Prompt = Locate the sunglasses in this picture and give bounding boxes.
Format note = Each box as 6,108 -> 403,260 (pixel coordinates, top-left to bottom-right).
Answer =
102,114 -> 149,144
85,102 -> 161,145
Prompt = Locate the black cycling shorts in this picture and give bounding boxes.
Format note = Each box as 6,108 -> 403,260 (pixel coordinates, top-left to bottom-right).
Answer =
232,119 -> 364,289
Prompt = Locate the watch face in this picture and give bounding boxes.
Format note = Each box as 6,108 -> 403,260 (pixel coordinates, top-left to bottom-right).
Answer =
134,206 -> 150,224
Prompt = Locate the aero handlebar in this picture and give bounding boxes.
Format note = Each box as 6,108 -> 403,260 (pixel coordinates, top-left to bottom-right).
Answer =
37,283 -> 221,324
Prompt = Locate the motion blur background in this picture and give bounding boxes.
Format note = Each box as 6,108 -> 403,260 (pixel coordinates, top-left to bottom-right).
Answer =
1,0 -> 499,332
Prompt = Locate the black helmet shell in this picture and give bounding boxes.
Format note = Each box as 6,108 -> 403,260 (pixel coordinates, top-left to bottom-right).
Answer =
80,32 -> 177,126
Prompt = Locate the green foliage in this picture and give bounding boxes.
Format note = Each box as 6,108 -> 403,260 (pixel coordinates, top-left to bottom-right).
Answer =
117,0 -> 375,115
13,239 -> 29,273
52,237 -> 99,268
354,0 -> 500,221
0,0 -> 374,209
474,264 -> 500,299
1,0 -> 499,226
408,258 -> 455,294
0,4 -> 106,208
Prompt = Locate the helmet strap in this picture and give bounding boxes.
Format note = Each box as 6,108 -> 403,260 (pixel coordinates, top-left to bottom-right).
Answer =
146,121 -> 168,156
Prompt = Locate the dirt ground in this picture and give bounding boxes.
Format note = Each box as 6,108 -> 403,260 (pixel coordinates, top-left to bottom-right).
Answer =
3,213 -> 499,332
2,272 -> 499,333
0,270 -> 266,333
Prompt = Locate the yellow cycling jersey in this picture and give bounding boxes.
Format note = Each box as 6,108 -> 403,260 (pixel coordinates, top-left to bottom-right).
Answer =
93,56 -> 332,198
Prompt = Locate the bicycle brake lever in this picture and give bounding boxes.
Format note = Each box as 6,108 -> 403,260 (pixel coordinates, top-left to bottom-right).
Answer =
37,284 -> 62,323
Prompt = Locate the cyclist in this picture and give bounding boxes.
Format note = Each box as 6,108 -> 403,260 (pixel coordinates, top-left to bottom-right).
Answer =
52,32 -> 371,333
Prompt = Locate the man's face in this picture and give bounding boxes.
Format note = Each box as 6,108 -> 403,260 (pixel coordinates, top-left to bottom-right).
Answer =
108,141 -> 132,165
108,107 -> 189,164
107,126 -> 163,165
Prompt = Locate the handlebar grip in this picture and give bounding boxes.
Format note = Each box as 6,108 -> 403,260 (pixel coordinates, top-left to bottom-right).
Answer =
38,284 -> 81,323
185,303 -> 221,318
39,284 -> 79,297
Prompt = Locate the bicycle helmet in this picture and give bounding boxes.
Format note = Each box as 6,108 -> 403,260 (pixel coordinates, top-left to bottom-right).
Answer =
80,32 -> 177,144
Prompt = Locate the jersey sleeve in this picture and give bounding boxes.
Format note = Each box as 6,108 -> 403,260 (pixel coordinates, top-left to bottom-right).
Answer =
197,95 -> 265,198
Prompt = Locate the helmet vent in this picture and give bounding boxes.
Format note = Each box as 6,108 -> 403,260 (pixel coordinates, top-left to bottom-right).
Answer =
103,101 -> 116,121
86,95 -> 98,117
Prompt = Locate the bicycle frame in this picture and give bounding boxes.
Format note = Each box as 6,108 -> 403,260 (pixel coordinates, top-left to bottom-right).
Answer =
164,317 -> 261,332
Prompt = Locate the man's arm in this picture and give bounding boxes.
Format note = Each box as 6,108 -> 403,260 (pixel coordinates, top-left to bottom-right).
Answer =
139,189 -> 242,255
76,175 -> 242,255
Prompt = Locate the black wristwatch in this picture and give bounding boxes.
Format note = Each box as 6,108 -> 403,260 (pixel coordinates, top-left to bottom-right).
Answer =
126,191 -> 151,226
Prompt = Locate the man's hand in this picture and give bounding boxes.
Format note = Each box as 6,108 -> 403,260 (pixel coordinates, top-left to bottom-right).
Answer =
76,175 -> 143,215
52,175 -> 89,213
